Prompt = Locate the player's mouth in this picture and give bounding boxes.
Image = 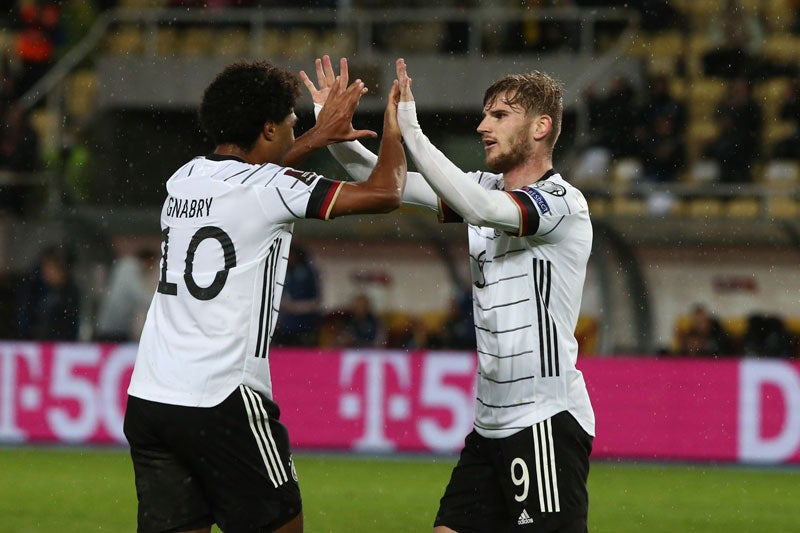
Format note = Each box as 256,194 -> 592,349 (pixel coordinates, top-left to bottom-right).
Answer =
482,138 -> 497,151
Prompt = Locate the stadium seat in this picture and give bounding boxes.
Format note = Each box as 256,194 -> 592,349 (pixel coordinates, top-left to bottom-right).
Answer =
688,78 -> 727,122
645,31 -> 685,75
724,197 -> 761,218
104,25 -> 144,56
260,28 -> 285,57
179,27 -> 216,57
154,26 -> 180,56
610,197 -> 646,217
766,197 -> 800,218
29,108 -> 59,159
687,198 -> 723,217
762,33 -> 800,68
315,28 -> 357,58
284,28 -> 318,59
685,121 -> 720,163
762,121 -> 795,155
65,70 -> 98,122
216,27 -> 250,57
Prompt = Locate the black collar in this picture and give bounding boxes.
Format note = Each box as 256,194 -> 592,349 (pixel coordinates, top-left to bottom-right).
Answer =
206,153 -> 248,163
540,168 -> 556,181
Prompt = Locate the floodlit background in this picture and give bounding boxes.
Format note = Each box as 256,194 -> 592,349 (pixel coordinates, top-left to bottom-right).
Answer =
1,1 -> 800,531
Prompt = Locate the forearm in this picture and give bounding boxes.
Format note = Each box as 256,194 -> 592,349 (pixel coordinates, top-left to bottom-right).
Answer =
316,104 -> 438,211
281,125 -> 327,168
397,102 -> 519,231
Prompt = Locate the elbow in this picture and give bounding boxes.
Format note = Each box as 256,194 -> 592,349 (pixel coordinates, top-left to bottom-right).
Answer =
375,187 -> 403,213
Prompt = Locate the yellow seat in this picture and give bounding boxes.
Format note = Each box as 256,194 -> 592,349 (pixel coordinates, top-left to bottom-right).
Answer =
767,197 -> 800,218
688,198 -> 723,217
65,70 -> 98,121
216,28 -> 250,57
611,197 -> 646,217
725,197 -> 761,218
105,25 -> 144,56
179,27 -> 216,57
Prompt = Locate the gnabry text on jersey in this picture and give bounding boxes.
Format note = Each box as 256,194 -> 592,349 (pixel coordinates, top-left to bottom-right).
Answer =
166,196 -> 213,218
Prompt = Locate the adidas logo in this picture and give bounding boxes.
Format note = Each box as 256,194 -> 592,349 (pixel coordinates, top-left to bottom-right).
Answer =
517,509 -> 534,525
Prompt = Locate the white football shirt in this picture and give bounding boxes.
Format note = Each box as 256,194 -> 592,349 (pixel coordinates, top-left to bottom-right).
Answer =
440,170 -> 596,438
128,154 -> 344,407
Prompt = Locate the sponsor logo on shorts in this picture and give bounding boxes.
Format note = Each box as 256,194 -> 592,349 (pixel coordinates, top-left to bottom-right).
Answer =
518,509 -> 534,525
289,454 -> 299,482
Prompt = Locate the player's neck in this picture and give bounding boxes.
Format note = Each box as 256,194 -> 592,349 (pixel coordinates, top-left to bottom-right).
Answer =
502,158 -> 553,190
213,144 -> 264,165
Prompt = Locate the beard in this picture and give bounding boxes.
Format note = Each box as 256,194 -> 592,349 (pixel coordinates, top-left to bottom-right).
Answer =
485,131 -> 531,173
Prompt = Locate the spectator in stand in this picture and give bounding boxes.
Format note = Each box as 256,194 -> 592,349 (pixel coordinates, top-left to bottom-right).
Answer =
674,304 -> 733,357
13,0 -> 62,98
742,313 -> 793,358
703,77 -> 763,183
272,245 -> 323,347
15,245 -> 81,341
585,76 -> 642,160
433,286 -> 476,350
701,0 -> 765,79
94,247 -> 159,342
0,101 -> 40,172
638,74 -> 687,182
770,75 -> 800,161
339,292 -> 385,347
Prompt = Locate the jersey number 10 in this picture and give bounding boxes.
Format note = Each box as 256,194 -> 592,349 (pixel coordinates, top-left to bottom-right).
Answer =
156,226 -> 237,301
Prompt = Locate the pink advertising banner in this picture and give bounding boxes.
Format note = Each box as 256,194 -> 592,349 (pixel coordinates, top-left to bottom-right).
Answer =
2,342 -> 800,464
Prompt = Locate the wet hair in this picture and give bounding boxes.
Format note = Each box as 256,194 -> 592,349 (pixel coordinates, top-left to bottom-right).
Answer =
483,71 -> 563,149
199,60 -> 301,151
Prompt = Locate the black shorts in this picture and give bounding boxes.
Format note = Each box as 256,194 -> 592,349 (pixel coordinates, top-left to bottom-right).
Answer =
434,411 -> 593,533
123,385 -> 301,533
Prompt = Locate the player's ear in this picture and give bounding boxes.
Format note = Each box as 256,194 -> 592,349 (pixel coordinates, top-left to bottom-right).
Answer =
532,114 -> 552,142
262,121 -> 277,141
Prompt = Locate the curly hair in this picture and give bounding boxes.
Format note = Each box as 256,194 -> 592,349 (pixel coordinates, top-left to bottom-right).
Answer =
483,71 -> 563,149
199,60 -> 301,151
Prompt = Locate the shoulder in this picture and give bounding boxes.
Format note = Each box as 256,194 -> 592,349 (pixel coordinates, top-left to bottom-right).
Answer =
513,174 -> 588,216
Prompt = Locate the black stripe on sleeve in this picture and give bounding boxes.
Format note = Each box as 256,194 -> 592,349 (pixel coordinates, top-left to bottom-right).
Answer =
305,177 -> 339,219
507,190 -> 541,236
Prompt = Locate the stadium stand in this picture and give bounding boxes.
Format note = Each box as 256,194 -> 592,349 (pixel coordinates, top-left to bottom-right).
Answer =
2,1 -> 799,355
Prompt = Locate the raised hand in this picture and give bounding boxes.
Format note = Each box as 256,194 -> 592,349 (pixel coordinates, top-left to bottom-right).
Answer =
383,80 -> 402,141
300,55 -> 376,143
395,58 -> 414,103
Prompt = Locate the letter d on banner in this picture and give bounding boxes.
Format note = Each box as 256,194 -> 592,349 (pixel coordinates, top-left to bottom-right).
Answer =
739,359 -> 800,463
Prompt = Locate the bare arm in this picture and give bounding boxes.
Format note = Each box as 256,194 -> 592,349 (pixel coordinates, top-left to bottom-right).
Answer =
326,80 -> 407,217
302,55 -> 438,212
282,59 -> 377,168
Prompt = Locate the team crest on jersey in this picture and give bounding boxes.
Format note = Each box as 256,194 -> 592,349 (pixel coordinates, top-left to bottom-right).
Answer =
532,180 -> 566,196
284,168 -> 319,184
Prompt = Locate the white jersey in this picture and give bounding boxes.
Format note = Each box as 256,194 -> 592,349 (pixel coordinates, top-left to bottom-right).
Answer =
440,170 -> 595,438
128,154 -> 344,407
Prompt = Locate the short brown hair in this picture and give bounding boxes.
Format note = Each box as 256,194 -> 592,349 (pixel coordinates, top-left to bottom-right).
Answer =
483,71 -> 563,149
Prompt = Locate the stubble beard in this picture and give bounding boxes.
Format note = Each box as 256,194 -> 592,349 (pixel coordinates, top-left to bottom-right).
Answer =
485,131 -> 531,174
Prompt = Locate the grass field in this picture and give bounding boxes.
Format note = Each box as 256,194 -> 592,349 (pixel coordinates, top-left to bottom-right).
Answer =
1,447 -> 798,532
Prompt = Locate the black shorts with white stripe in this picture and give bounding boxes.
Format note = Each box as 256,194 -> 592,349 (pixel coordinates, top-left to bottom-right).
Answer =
434,411 -> 592,533
124,386 -> 301,533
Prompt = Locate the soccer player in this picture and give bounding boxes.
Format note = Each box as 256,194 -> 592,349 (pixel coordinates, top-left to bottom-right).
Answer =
123,59 -> 406,533
303,56 -> 595,532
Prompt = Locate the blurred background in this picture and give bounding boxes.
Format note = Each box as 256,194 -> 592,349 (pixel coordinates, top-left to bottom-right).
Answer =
2,0 -> 800,358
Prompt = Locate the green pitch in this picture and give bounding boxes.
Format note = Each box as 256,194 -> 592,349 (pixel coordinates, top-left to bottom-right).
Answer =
0,447 -> 798,532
